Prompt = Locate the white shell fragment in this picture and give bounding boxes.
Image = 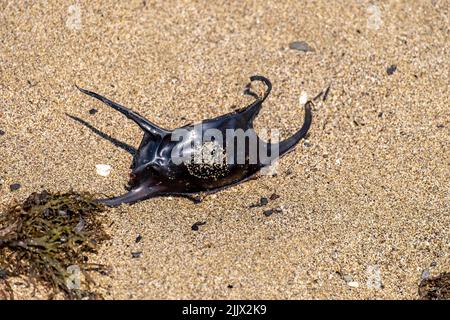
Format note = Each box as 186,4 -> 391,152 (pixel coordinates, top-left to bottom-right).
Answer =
299,91 -> 308,105
95,164 -> 111,177
347,281 -> 360,288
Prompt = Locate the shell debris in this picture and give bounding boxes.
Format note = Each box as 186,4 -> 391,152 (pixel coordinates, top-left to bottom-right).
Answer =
95,164 -> 112,177
299,91 -> 308,106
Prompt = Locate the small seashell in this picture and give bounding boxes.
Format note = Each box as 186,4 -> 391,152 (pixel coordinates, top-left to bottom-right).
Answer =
96,164 -> 111,177
299,91 -> 308,105
289,41 -> 315,52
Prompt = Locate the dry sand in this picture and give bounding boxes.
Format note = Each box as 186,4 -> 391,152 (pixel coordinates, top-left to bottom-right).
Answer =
0,0 -> 448,299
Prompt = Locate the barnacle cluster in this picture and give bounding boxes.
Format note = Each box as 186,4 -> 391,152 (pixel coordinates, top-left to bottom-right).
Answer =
185,141 -> 230,180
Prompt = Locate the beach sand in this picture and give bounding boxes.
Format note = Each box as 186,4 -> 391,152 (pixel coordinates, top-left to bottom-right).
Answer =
0,0 -> 448,299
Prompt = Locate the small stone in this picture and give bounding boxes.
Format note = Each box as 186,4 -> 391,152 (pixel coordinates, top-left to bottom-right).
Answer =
0,129 -> 5,136
10,183 -> 21,191
135,234 -> 142,243
250,197 -> 269,208
96,164 -> 111,177
131,251 -> 142,258
227,284 -> 233,289
0,268 -> 8,280
263,209 -> 273,217
347,281 -> 359,288
289,41 -> 315,52
331,250 -> 339,260
430,261 -> 437,267
191,221 -> 206,231
343,275 -> 354,283
421,270 -> 430,280
89,108 -> 98,115
387,64 -> 397,75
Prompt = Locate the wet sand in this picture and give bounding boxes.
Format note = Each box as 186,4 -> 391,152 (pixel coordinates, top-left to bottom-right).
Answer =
0,0 -> 448,299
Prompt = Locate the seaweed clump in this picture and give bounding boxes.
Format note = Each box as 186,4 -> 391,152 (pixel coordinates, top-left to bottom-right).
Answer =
0,190 -> 110,299
419,272 -> 450,300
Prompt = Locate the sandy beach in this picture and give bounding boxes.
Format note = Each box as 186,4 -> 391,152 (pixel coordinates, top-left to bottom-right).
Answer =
0,0 -> 448,299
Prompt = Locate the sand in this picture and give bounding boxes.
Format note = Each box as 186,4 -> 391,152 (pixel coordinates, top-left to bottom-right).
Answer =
0,0 -> 448,299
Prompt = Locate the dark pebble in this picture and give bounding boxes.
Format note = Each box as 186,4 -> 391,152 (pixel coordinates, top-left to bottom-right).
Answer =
191,221 -> 206,231
263,209 -> 274,217
131,251 -> 142,258
0,268 -> 8,279
250,197 -> 269,208
89,108 -> 98,115
227,284 -> 233,289
193,196 -> 203,204
264,208 -> 283,217
437,124 -> 445,128
269,193 -> 280,201
260,197 -> 269,206
289,41 -> 315,52
9,183 -> 21,191
135,234 -> 142,243
421,270 -> 430,280
0,129 -> 5,136
387,64 -> 397,75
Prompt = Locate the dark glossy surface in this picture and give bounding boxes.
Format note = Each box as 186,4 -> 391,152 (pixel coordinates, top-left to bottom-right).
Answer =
75,76 -> 313,206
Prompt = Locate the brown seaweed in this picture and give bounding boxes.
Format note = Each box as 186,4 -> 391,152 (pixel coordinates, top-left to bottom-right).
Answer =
0,190 -> 110,299
418,272 -> 450,300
